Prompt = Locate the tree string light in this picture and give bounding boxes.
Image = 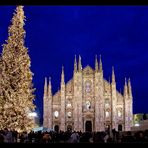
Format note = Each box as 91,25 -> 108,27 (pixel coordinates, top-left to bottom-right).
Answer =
0,6 -> 36,132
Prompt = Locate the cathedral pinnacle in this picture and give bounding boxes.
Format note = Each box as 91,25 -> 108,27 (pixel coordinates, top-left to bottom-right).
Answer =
44,77 -> 48,99
48,77 -> 52,97
95,55 -> 99,72
61,65 -> 65,84
125,77 -> 127,85
74,55 -> 77,73
128,78 -> 132,97
49,76 -> 51,83
99,55 -> 102,72
128,78 -> 131,84
78,55 -> 82,72
62,65 -> 64,73
112,66 -> 115,83
124,77 -> 128,97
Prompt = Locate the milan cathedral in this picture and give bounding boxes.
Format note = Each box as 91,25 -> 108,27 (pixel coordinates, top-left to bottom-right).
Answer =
43,55 -> 133,132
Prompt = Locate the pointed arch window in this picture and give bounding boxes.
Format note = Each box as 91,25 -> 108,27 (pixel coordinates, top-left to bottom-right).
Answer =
85,80 -> 92,93
54,111 -> 59,118
105,98 -> 110,108
67,100 -> 72,108
86,100 -> 91,110
67,112 -> 72,118
117,108 -> 122,118
105,111 -> 110,118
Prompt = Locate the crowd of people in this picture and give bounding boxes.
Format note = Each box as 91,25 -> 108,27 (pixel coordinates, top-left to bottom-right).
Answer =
0,128 -> 148,143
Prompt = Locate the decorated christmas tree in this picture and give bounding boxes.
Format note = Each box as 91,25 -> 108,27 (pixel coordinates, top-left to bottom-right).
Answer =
0,6 -> 36,131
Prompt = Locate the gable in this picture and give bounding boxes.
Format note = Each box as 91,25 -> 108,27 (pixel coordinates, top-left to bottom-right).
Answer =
83,65 -> 94,76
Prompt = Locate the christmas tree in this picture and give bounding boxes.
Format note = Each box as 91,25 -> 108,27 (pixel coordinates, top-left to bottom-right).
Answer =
0,6 -> 36,131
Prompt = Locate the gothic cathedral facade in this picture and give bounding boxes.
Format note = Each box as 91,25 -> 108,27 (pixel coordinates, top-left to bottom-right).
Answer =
43,55 -> 133,132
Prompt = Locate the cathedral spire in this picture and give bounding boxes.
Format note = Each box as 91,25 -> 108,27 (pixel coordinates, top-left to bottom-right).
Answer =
60,66 -> 66,131
43,77 -> 48,99
95,55 -> 99,72
78,55 -> 82,72
99,55 -> 102,72
74,55 -> 77,73
124,77 -> 128,97
48,77 -> 52,97
112,66 -> 115,83
61,65 -> 65,84
49,77 -> 51,84
128,78 -> 132,97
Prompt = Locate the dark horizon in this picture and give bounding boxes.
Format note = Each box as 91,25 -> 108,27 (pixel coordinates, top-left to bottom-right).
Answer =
0,6 -> 148,125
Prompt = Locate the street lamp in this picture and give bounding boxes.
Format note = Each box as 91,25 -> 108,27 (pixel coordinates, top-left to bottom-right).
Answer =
28,112 -> 38,117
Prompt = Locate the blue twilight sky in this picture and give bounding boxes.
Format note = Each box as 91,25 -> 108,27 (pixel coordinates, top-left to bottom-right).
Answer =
0,6 -> 148,124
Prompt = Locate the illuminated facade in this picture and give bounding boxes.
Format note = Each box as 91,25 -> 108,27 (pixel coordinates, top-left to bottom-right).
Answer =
43,55 -> 133,132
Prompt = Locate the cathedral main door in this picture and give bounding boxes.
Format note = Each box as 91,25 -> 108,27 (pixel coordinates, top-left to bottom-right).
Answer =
54,125 -> 59,132
85,121 -> 92,132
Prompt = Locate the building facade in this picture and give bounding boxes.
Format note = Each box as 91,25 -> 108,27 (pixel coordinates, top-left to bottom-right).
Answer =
43,55 -> 133,132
